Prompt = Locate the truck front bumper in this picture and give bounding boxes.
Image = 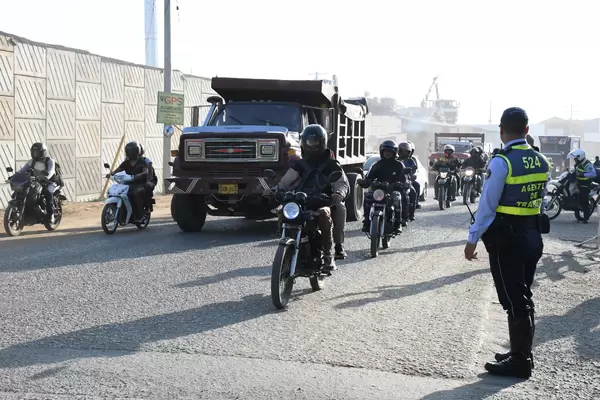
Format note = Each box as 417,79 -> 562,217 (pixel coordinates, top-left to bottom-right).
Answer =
164,176 -> 274,197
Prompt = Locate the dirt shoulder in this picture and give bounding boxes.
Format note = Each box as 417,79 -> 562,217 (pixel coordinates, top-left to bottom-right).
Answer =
0,195 -> 173,235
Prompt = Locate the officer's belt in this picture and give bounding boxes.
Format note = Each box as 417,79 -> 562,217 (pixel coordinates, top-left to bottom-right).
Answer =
495,213 -> 540,228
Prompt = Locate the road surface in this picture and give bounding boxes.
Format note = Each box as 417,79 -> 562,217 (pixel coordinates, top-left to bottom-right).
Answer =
0,192 -> 598,399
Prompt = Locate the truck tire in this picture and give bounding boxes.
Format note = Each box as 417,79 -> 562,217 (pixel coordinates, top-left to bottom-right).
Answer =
345,172 -> 363,222
172,194 -> 207,232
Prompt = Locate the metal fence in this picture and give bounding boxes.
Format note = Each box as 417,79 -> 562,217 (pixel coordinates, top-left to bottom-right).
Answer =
0,31 -> 216,209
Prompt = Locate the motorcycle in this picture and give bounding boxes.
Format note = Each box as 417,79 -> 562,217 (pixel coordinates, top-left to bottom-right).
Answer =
264,168 -> 343,309
545,171 -> 600,221
460,167 -> 483,205
435,166 -> 453,210
101,163 -> 154,234
359,179 -> 404,258
3,166 -> 66,236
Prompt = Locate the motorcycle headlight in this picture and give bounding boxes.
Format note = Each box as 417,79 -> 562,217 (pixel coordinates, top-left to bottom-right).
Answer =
373,189 -> 385,201
440,172 -> 448,178
282,202 -> 301,219
465,169 -> 474,176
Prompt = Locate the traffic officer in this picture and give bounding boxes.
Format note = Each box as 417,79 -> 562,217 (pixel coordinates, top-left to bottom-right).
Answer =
567,149 -> 597,224
464,107 -> 551,380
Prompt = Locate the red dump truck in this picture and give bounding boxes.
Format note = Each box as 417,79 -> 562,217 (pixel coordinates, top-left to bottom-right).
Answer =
165,77 -> 369,232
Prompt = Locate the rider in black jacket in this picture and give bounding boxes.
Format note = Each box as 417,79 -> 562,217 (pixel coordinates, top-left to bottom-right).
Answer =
461,148 -> 487,194
362,140 -> 407,233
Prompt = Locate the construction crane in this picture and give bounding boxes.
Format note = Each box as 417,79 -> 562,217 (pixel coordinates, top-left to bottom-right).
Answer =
419,76 -> 459,124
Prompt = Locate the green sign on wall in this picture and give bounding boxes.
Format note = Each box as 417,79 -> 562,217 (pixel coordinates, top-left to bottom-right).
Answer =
157,92 -> 185,125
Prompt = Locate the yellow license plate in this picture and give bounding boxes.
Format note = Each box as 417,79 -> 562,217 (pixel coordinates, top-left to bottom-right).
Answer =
218,184 -> 238,195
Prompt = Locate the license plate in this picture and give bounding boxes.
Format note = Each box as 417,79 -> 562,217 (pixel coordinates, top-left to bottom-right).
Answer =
218,184 -> 238,195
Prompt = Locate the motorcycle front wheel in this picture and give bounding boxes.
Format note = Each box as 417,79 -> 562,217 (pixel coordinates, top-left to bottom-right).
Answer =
438,186 -> 446,210
3,204 -> 24,236
370,216 -> 381,258
545,196 -> 562,220
101,203 -> 119,234
462,183 -> 471,205
271,242 -> 295,309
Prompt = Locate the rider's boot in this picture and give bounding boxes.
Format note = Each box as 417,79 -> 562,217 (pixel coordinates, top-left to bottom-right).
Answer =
334,244 -> 347,260
393,211 -> 402,234
361,219 -> 370,233
322,250 -> 337,272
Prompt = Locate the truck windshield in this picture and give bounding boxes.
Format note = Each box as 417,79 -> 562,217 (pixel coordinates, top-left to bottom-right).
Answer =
209,103 -> 302,132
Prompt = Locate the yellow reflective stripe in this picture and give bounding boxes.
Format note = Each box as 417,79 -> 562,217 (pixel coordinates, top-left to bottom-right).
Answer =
510,145 -> 530,150
505,174 -> 549,184
496,154 -> 512,176
496,205 -> 541,216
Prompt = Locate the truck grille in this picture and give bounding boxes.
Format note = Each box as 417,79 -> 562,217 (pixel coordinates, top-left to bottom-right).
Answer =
205,140 -> 257,160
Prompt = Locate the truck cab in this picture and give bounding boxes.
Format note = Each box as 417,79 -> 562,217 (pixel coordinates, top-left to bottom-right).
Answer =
166,77 -> 368,232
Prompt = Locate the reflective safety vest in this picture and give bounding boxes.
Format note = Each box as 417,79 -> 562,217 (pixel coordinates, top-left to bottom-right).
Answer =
494,143 -> 550,216
576,159 -> 592,182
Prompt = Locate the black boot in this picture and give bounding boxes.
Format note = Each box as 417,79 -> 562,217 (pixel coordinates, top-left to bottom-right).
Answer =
485,315 -> 533,379
495,311 -> 535,369
361,219 -> 370,233
334,244 -> 347,260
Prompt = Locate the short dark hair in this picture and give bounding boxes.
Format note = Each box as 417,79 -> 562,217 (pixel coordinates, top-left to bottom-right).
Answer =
499,107 -> 528,134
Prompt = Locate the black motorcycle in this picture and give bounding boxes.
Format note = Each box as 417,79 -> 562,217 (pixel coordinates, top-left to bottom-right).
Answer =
359,179 -> 404,258
460,167 -> 485,205
3,167 -> 66,236
435,166 -> 453,210
545,171 -> 600,221
265,169 -> 343,309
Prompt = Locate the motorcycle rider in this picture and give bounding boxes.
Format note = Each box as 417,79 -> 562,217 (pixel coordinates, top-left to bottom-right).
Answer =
398,141 -> 422,211
567,149 -> 597,224
106,141 -> 151,221
139,144 -> 157,205
461,147 -> 487,195
17,142 -> 58,223
262,124 -> 349,271
432,144 -> 461,201
361,140 -> 407,233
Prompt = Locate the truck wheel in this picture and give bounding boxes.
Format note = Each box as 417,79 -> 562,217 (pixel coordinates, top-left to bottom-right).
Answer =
345,172 -> 363,222
172,194 -> 207,232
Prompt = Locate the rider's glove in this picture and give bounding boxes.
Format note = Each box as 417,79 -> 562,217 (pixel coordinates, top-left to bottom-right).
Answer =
331,192 -> 344,204
262,187 -> 275,197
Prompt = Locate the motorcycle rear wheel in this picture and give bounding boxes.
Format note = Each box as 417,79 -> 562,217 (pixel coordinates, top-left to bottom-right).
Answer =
135,209 -> 151,229
271,242 -> 295,309
3,204 -> 24,236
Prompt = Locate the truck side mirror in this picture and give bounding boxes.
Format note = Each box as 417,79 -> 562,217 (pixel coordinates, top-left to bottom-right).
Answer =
263,169 -> 276,179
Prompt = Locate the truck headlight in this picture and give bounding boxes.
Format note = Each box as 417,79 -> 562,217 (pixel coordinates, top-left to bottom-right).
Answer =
260,145 -> 274,156
282,202 -> 300,219
188,146 -> 202,156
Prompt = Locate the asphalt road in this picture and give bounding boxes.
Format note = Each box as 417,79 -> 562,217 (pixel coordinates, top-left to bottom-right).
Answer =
0,191 -> 598,399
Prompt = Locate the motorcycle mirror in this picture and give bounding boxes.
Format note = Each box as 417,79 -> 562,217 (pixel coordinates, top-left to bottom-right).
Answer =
328,171 -> 343,182
168,161 -> 174,166
262,169 -> 277,179
6,166 -> 13,173
429,160 -> 434,166
356,178 -> 363,185
103,163 -> 110,169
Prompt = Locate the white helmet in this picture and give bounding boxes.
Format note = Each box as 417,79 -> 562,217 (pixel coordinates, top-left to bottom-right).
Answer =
567,149 -> 586,162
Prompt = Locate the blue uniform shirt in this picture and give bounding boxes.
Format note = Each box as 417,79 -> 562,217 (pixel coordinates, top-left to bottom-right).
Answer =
467,138 -> 551,244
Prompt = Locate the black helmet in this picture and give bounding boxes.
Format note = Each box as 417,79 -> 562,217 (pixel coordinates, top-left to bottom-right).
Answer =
125,141 -> 141,161
31,142 -> 47,161
379,140 -> 398,158
469,148 -> 478,156
300,124 -> 328,158
140,144 -> 145,156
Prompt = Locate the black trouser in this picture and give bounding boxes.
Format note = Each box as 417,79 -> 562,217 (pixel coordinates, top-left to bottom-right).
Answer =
577,184 -> 591,221
407,186 -> 416,216
412,180 -> 421,205
43,182 -> 56,216
482,216 -> 543,318
129,184 -> 146,218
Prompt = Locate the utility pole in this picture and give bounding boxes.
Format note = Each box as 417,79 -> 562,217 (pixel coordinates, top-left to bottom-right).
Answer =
162,0 -> 172,194
488,100 -> 492,126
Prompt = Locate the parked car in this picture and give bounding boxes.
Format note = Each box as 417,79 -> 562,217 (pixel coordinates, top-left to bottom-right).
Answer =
362,155 -> 428,201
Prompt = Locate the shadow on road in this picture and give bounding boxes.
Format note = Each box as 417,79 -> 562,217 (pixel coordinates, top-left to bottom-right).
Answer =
419,374 -> 518,399
535,296 -> 600,360
331,268 -> 488,309
0,218 -> 278,272
0,294 -> 273,369
175,265 -> 271,287
535,249 -> 594,283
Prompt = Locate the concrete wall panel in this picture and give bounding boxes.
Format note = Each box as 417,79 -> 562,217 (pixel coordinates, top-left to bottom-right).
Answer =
0,50 -> 14,96
47,49 -> 75,100
46,100 -> 75,140
0,96 -> 15,140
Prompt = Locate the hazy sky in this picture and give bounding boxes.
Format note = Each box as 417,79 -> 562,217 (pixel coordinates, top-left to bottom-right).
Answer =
1,0 -> 598,124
